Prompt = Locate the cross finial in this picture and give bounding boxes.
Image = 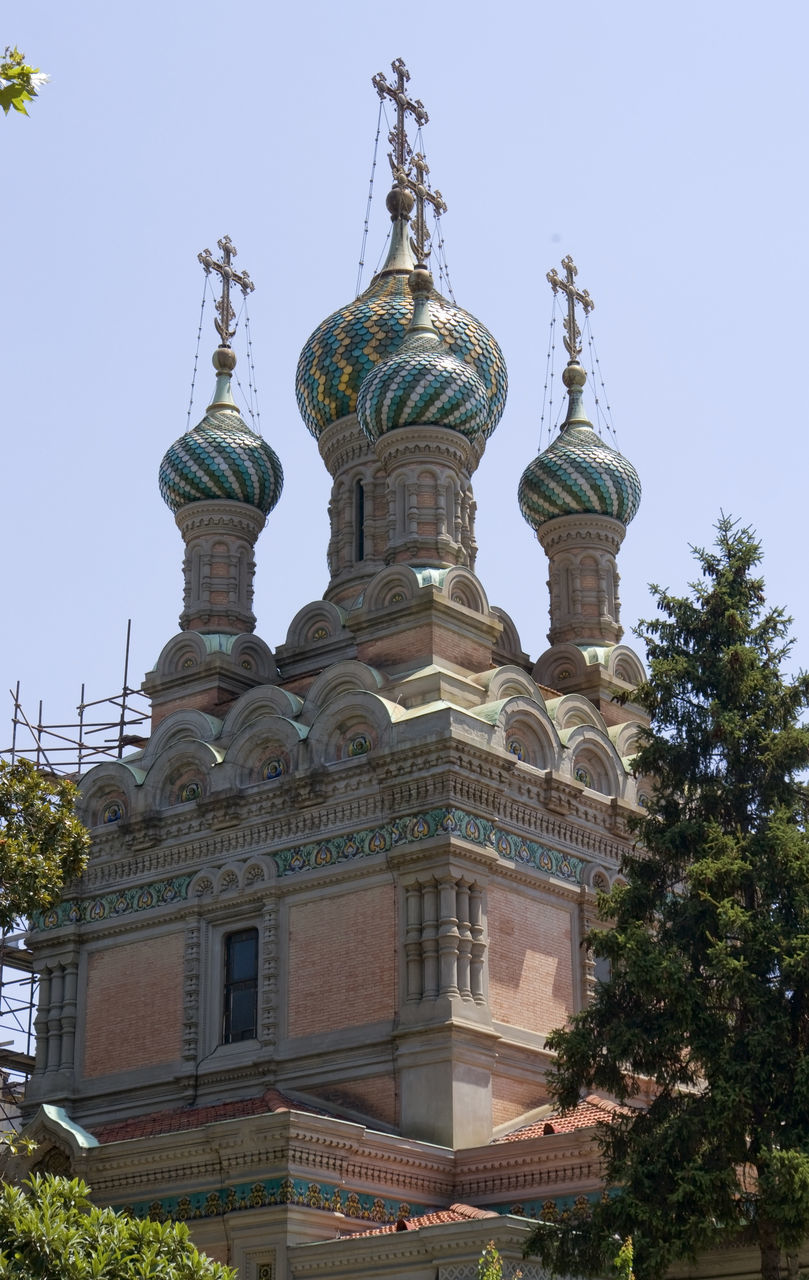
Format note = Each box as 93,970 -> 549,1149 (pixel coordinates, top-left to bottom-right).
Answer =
394,152 -> 447,265
547,255 -> 594,362
373,58 -> 429,176
198,235 -> 255,348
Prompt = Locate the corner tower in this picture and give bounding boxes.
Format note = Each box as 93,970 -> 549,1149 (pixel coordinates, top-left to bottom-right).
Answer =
519,257 -> 645,722
144,238 -> 283,724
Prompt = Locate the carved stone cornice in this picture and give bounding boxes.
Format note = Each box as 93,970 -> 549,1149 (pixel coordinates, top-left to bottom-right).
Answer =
537,511 -> 625,557
67,741 -> 634,902
174,500 -> 267,542
318,415 -> 375,476
374,425 -> 477,474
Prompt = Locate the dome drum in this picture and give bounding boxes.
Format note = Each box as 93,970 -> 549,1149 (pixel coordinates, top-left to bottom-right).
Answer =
374,425 -> 478,569
175,499 -> 267,635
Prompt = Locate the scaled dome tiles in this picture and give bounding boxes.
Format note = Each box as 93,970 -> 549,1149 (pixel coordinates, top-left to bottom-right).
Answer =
159,410 -> 284,517
518,423 -> 642,529
295,273 -> 507,439
357,330 -> 490,440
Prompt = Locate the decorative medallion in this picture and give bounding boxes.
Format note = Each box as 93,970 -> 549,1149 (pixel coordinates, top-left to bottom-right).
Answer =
263,758 -> 286,780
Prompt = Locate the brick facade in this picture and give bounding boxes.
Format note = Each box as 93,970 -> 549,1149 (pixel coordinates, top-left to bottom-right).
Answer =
82,933 -> 184,1078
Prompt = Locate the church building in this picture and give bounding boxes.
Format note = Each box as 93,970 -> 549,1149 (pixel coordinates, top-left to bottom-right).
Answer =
21,59 -> 660,1280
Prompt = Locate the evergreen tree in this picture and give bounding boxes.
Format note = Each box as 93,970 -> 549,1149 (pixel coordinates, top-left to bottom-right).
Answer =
527,518 -> 809,1280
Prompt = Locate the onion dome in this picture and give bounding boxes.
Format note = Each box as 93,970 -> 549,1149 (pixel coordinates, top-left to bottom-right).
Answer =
295,194 -> 507,440
518,362 -> 641,530
357,265 -> 490,441
159,346 -> 283,517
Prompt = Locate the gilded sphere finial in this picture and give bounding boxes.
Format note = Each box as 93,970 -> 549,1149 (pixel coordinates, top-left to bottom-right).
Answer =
213,345 -> 237,373
562,360 -> 587,390
409,265 -> 433,295
386,185 -> 416,219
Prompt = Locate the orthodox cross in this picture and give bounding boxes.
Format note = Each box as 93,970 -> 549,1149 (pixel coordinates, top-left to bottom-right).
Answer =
547,255 -> 594,361
198,235 -> 255,347
397,152 -> 447,265
372,57 -> 429,175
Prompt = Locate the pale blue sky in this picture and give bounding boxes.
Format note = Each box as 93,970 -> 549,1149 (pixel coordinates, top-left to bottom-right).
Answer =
3,0 -> 808,749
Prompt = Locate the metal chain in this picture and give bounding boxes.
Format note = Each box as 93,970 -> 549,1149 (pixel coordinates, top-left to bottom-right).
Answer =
186,282 -> 208,429
356,98 -> 383,297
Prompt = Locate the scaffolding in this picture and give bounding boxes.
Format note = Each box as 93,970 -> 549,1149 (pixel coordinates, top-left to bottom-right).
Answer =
6,621 -> 151,777
2,621 -> 151,1118
0,933 -> 36,1130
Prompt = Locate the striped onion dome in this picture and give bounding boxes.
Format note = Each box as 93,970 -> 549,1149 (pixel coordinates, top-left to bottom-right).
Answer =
159,348 -> 283,517
518,362 -> 641,530
356,266 -> 490,441
295,197 -> 507,440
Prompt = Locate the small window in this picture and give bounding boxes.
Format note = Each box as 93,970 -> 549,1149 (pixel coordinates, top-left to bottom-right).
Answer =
355,480 -> 365,561
223,929 -> 258,1043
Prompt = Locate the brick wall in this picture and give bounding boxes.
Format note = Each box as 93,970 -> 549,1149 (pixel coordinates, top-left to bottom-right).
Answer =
487,886 -> 573,1035
357,624 -> 491,674
492,1074 -> 548,1126
308,1075 -> 397,1127
83,933 -> 184,1078
287,885 -> 395,1037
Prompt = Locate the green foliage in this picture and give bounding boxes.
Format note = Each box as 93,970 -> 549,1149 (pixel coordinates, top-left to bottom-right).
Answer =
0,1174 -> 235,1278
0,47 -> 49,116
479,1241 -> 505,1280
526,518 -> 809,1280
0,759 -> 89,932
478,1240 -> 521,1280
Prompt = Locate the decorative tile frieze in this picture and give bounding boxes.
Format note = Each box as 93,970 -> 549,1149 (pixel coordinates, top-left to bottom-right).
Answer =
122,1176 -> 430,1225
490,1190 -> 603,1220
38,877 -> 192,931
40,809 -> 586,930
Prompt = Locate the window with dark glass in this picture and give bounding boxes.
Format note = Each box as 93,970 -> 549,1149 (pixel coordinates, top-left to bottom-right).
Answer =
223,928 -> 258,1043
355,480 -> 365,561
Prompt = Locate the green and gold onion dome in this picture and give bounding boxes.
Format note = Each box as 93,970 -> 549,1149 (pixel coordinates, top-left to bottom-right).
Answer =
518,361 -> 641,530
356,265 -> 490,441
159,346 -> 284,517
295,191 -> 507,440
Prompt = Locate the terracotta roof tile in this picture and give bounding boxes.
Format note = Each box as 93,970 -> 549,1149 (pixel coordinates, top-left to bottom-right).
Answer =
93,1088 -> 328,1145
492,1095 -> 625,1143
348,1203 -> 499,1237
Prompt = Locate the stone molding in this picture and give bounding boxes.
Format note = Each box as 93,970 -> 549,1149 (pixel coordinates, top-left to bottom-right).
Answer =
317,415 -> 374,476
